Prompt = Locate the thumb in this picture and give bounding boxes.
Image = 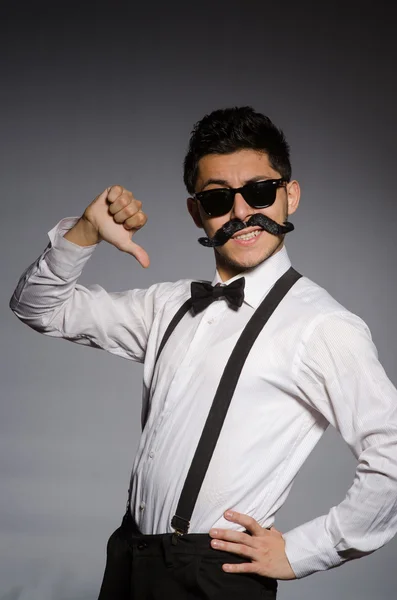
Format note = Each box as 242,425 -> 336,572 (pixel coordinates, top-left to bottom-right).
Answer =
118,237 -> 150,268
269,526 -> 283,536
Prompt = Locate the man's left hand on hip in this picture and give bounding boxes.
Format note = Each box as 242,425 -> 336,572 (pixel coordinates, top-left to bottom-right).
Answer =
209,510 -> 296,580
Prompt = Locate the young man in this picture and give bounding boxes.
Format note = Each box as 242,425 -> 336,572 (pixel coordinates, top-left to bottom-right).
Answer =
10,107 -> 397,599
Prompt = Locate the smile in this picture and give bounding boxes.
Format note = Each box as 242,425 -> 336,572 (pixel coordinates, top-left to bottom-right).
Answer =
232,229 -> 263,245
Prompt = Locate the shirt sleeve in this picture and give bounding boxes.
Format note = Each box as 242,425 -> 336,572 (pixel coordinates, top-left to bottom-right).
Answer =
282,310 -> 397,578
9,217 -> 174,362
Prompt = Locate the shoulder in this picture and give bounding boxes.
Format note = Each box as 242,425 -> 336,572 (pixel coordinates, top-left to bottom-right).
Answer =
289,274 -> 350,316
284,274 -> 373,350
288,276 -> 375,376
290,275 -> 369,326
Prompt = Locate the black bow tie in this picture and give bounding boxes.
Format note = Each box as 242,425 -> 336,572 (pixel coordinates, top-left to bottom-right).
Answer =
190,278 -> 245,315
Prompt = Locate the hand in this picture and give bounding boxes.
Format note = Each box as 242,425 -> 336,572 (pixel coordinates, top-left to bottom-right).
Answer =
74,185 -> 149,267
209,510 -> 296,580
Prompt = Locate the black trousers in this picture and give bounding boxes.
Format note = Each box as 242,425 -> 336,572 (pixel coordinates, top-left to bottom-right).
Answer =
98,513 -> 278,599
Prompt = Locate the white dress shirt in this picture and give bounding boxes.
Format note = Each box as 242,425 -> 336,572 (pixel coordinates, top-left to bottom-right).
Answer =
9,216 -> 397,579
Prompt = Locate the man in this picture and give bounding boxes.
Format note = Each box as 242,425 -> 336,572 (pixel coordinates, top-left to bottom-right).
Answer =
10,107 -> 397,599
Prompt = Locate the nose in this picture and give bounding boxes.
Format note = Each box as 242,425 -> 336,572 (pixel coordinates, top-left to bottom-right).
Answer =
230,191 -> 254,222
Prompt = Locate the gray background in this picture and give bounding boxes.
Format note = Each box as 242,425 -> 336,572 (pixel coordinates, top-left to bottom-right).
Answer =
1,1 -> 396,598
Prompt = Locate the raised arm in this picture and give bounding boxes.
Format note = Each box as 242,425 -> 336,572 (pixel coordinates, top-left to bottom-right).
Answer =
9,185 -> 170,362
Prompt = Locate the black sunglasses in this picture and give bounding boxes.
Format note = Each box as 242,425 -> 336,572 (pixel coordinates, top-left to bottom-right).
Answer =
194,178 -> 287,217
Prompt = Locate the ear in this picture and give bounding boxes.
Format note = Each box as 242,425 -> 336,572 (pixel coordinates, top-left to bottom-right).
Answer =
286,180 -> 300,216
187,197 -> 204,229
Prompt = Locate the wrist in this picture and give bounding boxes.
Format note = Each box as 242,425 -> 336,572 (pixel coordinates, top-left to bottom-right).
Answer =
63,216 -> 102,247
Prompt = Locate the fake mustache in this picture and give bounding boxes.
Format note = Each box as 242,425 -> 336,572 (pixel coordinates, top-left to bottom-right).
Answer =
198,213 -> 295,247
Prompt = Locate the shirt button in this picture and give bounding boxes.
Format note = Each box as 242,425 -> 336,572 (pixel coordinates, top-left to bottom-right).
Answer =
149,450 -> 155,459
137,542 -> 148,550
207,318 -> 215,325
139,501 -> 146,511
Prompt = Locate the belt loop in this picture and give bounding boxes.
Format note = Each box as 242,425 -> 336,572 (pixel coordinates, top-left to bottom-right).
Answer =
161,534 -> 174,568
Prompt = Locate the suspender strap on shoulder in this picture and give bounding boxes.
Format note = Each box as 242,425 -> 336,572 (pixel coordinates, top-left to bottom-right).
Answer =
154,298 -> 193,365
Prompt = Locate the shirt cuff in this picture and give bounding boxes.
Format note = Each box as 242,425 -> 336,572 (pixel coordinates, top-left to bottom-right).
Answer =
45,217 -> 99,278
283,516 -> 343,578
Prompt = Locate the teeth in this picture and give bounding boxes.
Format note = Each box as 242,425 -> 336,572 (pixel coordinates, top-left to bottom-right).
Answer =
234,230 -> 261,241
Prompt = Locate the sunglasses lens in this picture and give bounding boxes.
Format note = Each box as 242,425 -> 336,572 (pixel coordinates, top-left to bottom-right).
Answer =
198,190 -> 233,217
243,180 -> 278,208
197,180 -> 283,216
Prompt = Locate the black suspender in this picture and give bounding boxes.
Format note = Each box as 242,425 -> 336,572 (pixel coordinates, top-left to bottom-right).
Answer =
127,267 -> 302,533
140,298 -> 193,431
154,298 -> 193,364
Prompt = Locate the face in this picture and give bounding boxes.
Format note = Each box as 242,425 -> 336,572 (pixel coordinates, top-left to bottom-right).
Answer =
187,149 -> 300,281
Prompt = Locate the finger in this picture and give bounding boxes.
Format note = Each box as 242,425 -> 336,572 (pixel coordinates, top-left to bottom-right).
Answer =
107,184 -> 125,203
224,511 -> 264,537
222,562 -> 257,574
209,528 -> 256,548
122,210 -> 148,230
108,193 -> 140,217
94,188 -> 112,203
210,539 -> 255,560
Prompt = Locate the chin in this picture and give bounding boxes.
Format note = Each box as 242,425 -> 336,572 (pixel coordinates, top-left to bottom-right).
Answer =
217,240 -> 283,273
217,251 -> 268,273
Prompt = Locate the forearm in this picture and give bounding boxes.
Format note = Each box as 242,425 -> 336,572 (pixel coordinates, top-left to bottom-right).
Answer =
10,217 -> 98,330
283,448 -> 397,577
9,216 -> 166,361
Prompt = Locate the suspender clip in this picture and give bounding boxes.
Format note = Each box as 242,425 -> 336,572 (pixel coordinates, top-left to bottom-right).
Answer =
171,514 -> 190,544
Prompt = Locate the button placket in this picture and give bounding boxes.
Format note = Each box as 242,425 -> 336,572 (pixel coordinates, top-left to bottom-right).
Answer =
159,302 -> 225,425
155,306 -> 220,423
141,300 -> 226,491
185,302 -> 223,356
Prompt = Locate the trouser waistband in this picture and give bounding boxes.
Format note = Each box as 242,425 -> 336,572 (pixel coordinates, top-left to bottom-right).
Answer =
121,512 -> 226,556
120,512 -> 273,558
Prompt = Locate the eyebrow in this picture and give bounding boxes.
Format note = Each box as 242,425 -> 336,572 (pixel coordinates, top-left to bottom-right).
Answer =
199,175 -> 273,192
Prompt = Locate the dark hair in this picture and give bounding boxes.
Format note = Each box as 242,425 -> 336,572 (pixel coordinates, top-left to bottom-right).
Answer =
183,106 -> 291,195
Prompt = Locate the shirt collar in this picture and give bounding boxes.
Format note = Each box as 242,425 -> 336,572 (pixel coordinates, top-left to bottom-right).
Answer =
211,245 -> 292,309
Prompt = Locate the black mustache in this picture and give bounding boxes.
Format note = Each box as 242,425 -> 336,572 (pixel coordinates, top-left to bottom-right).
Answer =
198,214 -> 295,247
